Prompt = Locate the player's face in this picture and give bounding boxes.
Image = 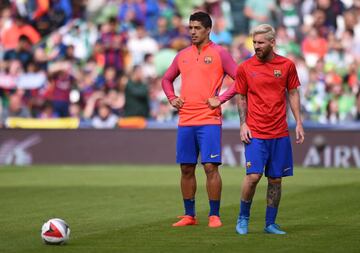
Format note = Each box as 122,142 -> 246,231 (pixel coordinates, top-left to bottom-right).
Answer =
253,33 -> 275,61
189,20 -> 210,46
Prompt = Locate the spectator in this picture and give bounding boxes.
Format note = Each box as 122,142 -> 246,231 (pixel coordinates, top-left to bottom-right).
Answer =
301,28 -> 328,67
210,17 -> 232,46
168,13 -> 191,49
118,0 -> 145,26
123,65 -> 150,118
91,100 -> 119,129
45,68 -> 74,117
51,0 -> 73,24
127,23 -> 158,67
243,0 -> 276,31
142,53 -> 157,81
323,98 -> 340,124
3,35 -> 33,69
1,92 -> 31,127
103,88 -> 125,116
277,0 -> 302,39
1,15 -> 41,50
38,100 -> 58,118
0,60 -> 23,90
95,66 -> 118,91
153,16 -> 173,48
275,25 -> 301,57
315,0 -> 344,32
98,17 -> 127,72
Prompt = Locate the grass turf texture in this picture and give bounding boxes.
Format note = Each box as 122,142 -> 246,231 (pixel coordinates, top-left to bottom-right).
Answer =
0,165 -> 359,253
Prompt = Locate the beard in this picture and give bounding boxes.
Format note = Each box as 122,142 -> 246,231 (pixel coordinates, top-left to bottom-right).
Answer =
255,46 -> 272,60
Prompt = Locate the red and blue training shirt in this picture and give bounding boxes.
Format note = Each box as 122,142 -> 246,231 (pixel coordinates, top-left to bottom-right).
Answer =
162,41 -> 237,126
235,54 -> 300,139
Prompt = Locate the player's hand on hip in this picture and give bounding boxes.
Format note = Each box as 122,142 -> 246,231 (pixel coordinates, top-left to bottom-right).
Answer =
207,96 -> 221,109
295,123 -> 305,144
170,97 -> 184,110
240,123 -> 252,144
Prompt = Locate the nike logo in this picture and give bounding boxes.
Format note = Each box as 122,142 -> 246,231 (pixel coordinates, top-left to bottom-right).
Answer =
210,154 -> 220,158
284,167 -> 291,172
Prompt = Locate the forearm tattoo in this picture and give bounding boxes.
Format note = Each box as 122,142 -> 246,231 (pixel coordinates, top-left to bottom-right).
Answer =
237,95 -> 247,125
267,183 -> 281,208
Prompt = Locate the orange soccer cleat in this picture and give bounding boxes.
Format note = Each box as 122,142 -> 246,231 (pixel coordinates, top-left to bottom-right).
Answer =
172,215 -> 198,227
208,215 -> 222,228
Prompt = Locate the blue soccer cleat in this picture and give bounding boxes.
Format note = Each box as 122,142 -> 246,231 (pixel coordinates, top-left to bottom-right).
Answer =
264,224 -> 286,234
236,216 -> 249,235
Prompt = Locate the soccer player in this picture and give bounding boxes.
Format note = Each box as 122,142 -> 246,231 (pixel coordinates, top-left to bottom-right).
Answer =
234,24 -> 305,234
161,11 -> 237,228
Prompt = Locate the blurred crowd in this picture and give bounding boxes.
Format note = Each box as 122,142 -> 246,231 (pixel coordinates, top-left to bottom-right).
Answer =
0,0 -> 360,129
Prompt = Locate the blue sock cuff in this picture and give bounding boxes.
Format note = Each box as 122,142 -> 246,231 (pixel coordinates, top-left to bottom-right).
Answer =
209,199 -> 220,216
265,206 -> 278,227
240,200 -> 252,218
184,199 -> 195,217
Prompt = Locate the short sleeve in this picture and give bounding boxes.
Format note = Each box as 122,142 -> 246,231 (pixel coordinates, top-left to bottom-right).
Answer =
235,64 -> 248,95
287,62 -> 300,90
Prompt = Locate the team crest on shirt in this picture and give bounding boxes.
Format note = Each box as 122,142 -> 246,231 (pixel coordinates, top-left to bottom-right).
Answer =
246,161 -> 252,168
274,69 -> 282,77
204,56 -> 212,64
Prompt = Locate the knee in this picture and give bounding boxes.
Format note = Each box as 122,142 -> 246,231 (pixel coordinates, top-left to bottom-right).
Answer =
181,164 -> 195,178
268,177 -> 282,185
247,173 -> 262,186
204,164 -> 219,178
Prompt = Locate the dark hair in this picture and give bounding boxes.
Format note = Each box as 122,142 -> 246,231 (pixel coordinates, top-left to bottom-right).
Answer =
18,35 -> 31,43
189,11 -> 212,29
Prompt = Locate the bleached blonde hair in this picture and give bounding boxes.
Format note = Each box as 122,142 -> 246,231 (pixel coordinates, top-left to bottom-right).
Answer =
251,24 -> 276,41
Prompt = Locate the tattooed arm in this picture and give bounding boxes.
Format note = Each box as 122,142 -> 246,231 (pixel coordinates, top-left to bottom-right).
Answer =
237,94 -> 252,143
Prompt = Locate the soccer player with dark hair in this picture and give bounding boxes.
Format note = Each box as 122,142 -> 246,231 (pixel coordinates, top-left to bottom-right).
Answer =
234,24 -> 305,235
162,11 -> 237,228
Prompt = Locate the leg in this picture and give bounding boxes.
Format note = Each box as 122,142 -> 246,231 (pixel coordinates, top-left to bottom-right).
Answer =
236,138 -> 266,235
266,177 -> 282,226
196,125 -> 222,226
180,164 -> 197,200
236,173 -> 262,234
267,177 -> 282,209
241,139 -> 265,216
264,177 -> 286,234
263,137 -> 293,234
239,173 -> 262,221
177,128 -> 198,215
241,173 -> 262,202
172,164 -> 198,227
196,125 -> 222,200
203,163 -> 221,201
204,163 -> 222,227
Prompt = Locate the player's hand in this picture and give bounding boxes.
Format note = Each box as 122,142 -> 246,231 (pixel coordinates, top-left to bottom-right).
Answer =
295,123 -> 305,144
170,97 -> 184,110
240,123 -> 252,144
207,96 -> 221,109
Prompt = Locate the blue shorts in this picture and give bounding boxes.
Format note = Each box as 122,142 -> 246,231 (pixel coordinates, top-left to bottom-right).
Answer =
244,136 -> 293,178
176,125 -> 222,164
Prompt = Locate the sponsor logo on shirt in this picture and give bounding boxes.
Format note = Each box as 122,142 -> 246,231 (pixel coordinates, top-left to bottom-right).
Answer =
274,69 -> 282,77
204,56 -> 212,64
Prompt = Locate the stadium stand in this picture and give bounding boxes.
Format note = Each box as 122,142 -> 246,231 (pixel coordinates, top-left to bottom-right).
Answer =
0,0 -> 360,129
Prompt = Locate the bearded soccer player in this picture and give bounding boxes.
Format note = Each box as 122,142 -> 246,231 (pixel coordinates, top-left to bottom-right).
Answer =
234,24 -> 305,234
162,11 -> 237,228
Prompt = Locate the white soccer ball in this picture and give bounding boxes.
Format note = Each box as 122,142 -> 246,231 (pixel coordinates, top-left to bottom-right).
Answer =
41,218 -> 70,245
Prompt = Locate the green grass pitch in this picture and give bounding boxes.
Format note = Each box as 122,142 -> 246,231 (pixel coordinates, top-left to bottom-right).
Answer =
0,165 -> 359,253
